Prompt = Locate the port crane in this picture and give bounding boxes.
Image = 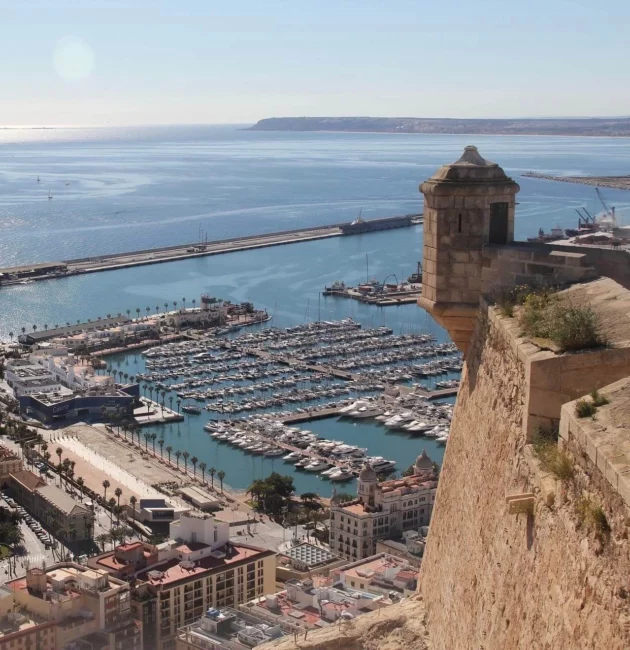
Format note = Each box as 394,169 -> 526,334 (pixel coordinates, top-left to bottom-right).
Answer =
595,187 -> 617,229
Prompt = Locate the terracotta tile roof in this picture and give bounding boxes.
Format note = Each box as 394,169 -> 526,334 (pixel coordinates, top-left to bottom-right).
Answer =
9,470 -> 45,492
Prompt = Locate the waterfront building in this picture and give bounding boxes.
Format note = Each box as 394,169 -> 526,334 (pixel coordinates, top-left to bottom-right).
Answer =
99,512 -> 276,650
8,470 -> 94,542
176,607 -> 287,650
17,315 -> 131,346
5,353 -> 138,424
0,445 -> 23,486
331,553 -> 419,597
329,451 -> 438,561
4,564 -> 142,650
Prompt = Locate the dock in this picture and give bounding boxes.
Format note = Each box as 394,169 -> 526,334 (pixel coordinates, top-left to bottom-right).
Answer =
323,285 -> 422,307
0,214 -> 422,286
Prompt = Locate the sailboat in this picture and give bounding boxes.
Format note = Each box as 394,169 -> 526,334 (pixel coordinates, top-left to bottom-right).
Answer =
47,190 -> 53,200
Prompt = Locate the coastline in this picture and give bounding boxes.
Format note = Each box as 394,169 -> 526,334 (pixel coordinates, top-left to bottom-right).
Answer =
522,171 -> 630,191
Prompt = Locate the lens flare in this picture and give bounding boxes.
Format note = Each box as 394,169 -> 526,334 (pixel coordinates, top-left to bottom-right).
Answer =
53,37 -> 95,81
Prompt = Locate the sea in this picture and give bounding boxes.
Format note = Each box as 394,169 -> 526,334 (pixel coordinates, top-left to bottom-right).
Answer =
0,125 -> 628,495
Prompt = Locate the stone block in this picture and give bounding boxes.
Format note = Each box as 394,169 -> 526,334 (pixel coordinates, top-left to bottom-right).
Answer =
461,289 -> 480,304
451,251 -> 470,263
447,276 -> 469,290
464,262 -> 481,277
526,262 -> 557,276
449,290 -> 463,302
439,235 -> 452,246
422,285 -> 436,301
452,263 -> 469,277
467,276 -> 481,291
435,275 -> 449,290
423,258 -> 436,275
424,245 -> 436,262
528,387 -> 572,420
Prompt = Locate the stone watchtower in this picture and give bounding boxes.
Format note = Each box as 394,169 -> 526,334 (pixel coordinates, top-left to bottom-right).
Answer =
418,146 -> 520,352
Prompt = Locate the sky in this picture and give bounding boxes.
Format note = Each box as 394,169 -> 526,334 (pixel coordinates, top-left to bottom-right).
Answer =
1,0 -> 629,126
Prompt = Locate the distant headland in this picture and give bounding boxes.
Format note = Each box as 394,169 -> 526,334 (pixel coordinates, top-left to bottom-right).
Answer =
247,116 -> 630,137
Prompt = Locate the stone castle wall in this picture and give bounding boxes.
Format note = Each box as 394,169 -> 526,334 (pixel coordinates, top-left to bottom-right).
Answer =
419,299 -> 630,650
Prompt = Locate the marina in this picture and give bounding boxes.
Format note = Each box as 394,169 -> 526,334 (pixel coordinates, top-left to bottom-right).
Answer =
98,318 -> 460,493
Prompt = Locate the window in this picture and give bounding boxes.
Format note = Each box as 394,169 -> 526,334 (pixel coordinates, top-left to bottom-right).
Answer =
489,202 -> 509,244
458,213 -> 463,233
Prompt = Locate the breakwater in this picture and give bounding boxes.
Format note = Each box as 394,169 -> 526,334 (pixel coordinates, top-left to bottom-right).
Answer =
522,171 -> 630,191
0,214 -> 421,286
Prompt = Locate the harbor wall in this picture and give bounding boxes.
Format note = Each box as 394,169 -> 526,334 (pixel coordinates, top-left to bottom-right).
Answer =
262,280 -> 630,650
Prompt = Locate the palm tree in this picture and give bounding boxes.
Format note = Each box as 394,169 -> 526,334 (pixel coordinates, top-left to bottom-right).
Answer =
175,450 -> 182,468
217,470 -> 225,493
32,324 -> 37,332
44,323 -> 48,331
102,480 -> 110,502
96,533 -> 109,553
114,487 -> 123,507
160,391 -> 166,415
55,447 -> 63,486
158,438 -> 165,457
191,456 -> 198,477
155,305 -> 160,315
168,396 -> 173,412
192,299 -> 196,310
76,477 -> 85,499
108,497 -> 117,525
182,297 -> 186,310
143,432 -> 150,452
176,399 -> 182,414
135,307 -> 141,320
182,451 -> 190,473
199,462 -> 207,484
209,467 -> 216,489
129,495 -> 137,522
8,331 -> 13,342
126,309 -> 131,320
166,445 -> 173,464
146,306 -> 151,319
150,433 -> 157,454
173,301 -> 178,311
164,302 -> 168,313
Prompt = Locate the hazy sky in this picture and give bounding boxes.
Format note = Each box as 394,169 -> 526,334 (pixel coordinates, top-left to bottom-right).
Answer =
2,0 -> 629,125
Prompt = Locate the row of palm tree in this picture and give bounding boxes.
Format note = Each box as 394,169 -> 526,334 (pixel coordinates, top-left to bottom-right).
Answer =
14,299 -> 201,339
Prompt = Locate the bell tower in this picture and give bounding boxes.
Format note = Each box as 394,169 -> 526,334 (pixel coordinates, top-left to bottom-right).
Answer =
418,146 -> 520,352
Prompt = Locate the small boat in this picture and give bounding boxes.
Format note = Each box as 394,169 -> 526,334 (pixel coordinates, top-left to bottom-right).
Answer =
65,181 -> 70,186
283,452 -> 302,462
182,404 -> 201,415
48,190 -> 53,200
37,176 -> 40,182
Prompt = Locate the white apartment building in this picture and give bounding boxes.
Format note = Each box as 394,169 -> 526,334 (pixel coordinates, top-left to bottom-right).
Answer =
329,450 -> 438,561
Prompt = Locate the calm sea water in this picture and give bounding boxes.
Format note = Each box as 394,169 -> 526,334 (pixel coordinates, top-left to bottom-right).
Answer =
0,126 -> 628,494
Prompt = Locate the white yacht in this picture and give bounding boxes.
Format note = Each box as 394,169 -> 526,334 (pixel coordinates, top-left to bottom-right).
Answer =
330,469 -> 354,481
283,451 -> 302,462
369,457 -> 397,472
350,405 -> 383,419
304,461 -> 329,472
